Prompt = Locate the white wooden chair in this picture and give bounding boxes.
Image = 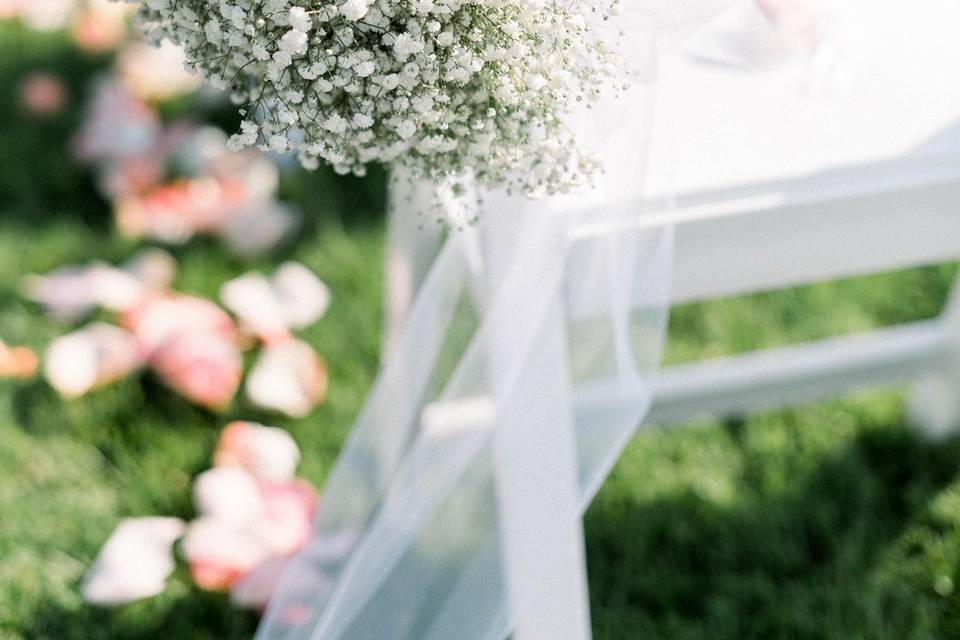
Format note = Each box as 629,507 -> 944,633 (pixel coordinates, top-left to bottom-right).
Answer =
378,2 -> 960,638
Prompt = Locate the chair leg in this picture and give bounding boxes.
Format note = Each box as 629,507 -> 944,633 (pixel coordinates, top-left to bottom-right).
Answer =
908,273 -> 960,441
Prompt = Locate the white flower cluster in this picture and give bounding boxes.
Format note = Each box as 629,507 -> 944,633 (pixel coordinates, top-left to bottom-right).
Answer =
123,0 -> 624,196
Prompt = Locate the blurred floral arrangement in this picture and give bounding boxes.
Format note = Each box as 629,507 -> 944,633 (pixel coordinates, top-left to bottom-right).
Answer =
81,421 -> 319,610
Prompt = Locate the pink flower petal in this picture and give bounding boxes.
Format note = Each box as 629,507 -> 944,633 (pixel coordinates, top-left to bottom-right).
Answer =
245,340 -> 329,418
182,516 -> 272,592
214,421 -> 302,483
220,262 -> 329,343
150,331 -> 242,410
193,466 -> 265,524
272,262 -> 331,330
0,340 -> 38,379
123,294 -> 237,358
82,517 -> 185,607
257,480 -> 317,556
44,323 -> 142,398
229,553 -> 291,610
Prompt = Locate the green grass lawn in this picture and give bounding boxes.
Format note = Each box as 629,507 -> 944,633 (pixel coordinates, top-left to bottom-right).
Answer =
3,22 -> 960,640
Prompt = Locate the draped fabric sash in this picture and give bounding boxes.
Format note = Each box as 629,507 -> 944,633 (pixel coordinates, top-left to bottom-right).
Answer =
256,3 -> 736,639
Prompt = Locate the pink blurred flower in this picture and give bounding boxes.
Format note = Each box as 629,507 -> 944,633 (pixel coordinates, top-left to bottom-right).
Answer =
18,72 -> 66,117
214,421 -> 301,483
0,340 -> 38,379
246,340 -> 329,418
44,323 -> 142,398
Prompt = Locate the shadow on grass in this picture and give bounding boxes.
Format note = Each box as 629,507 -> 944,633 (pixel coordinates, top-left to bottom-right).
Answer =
21,585 -> 259,640
586,425 -> 960,640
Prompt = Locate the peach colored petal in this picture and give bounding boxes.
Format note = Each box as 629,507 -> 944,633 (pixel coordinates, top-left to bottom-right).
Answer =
193,466 -> 265,524
182,516 -> 272,591
245,340 -> 329,418
44,323 -> 141,398
257,480 -> 317,556
123,294 -> 237,357
219,273 -> 292,344
272,262 -> 331,329
82,517 -> 185,607
150,331 -> 242,410
0,341 -> 38,379
116,41 -> 200,102
230,553 -> 291,610
219,200 -> 300,259
213,421 -> 301,483
18,72 -> 66,116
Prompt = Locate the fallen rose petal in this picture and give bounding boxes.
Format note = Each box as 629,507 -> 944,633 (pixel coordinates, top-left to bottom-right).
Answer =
214,421 -> 302,483
89,265 -> 147,314
123,294 -> 237,358
220,272 -> 292,344
73,78 -> 160,165
193,466 -> 265,524
23,265 -> 103,322
0,340 -> 38,379
18,71 -> 66,117
218,200 -> 300,259
182,516 -> 272,591
229,553 -> 291,610
44,323 -> 141,398
272,262 -> 331,330
117,40 -> 199,101
245,340 -> 329,418
82,517 -> 185,607
121,248 -> 177,293
256,480 -> 317,556
24,255 -> 164,320
150,331 -> 242,410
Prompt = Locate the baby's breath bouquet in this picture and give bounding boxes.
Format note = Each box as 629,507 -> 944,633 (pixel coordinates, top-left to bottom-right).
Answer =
124,0 -> 624,197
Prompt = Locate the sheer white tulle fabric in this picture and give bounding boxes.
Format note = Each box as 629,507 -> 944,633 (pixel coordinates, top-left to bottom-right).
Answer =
257,3 -> 734,639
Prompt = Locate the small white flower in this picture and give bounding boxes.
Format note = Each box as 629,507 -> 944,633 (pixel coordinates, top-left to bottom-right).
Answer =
287,7 -> 312,32
339,0 -> 370,22
392,33 -> 424,61
354,60 -> 376,78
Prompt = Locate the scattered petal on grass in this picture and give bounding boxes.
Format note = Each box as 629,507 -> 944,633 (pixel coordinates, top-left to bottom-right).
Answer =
123,294 -> 237,357
221,262 -> 330,344
214,421 -> 301,483
193,467 -> 265,525
246,340 -> 329,418
150,331 -> 242,411
18,71 -> 66,117
81,517 -> 185,607
0,340 -> 38,379
44,323 -> 141,398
